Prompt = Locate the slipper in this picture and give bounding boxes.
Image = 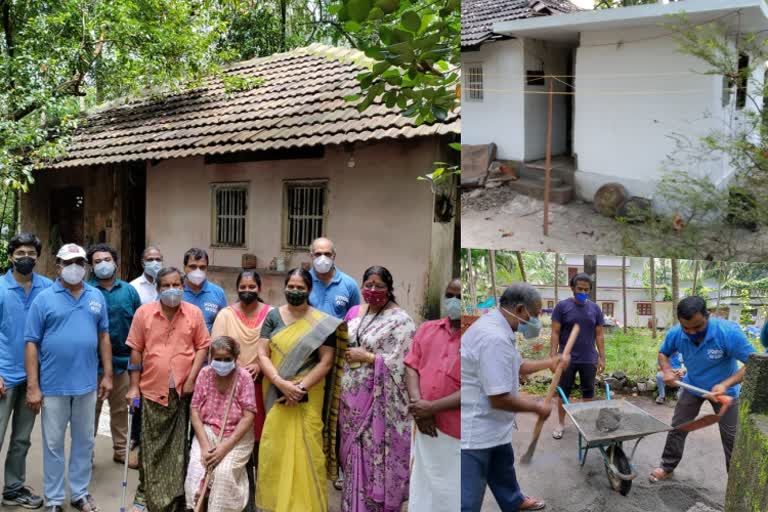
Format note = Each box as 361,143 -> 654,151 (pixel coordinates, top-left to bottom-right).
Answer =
520,496 -> 546,510
649,467 -> 672,483
552,428 -> 563,440
333,478 -> 343,491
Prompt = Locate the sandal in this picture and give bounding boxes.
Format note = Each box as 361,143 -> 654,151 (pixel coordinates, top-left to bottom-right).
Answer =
552,428 -> 563,440
520,496 -> 546,510
649,467 -> 672,483
333,477 -> 343,491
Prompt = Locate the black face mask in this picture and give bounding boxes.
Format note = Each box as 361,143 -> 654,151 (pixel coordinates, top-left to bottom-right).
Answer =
238,291 -> 259,305
13,257 -> 36,276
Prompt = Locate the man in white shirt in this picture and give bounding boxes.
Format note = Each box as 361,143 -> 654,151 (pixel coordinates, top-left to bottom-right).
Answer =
130,247 -> 163,305
461,282 -> 567,512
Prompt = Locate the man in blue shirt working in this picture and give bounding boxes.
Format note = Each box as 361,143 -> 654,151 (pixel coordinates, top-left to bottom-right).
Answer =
0,232 -> 52,509
308,237 -> 360,319
649,296 -> 755,483
25,243 -> 114,512
655,351 -> 684,404
182,248 -> 227,332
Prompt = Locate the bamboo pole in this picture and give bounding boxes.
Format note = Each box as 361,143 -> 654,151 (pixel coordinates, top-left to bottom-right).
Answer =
650,257 -> 657,340
692,260 -> 700,296
489,249 -> 499,307
516,251 -> 528,282
622,256 -> 628,333
543,78 -> 554,236
467,249 -> 478,313
554,252 -> 560,303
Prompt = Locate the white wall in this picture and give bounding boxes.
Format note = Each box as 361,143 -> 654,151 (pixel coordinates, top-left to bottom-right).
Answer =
562,254 -> 645,287
573,27 -> 728,201
523,39 -> 571,160
461,39 -> 526,160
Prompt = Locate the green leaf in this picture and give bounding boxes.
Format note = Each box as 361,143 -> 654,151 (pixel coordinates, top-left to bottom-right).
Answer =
449,142 -> 461,151
373,61 -> 391,75
375,0 -> 400,14
368,7 -> 385,20
401,11 -> 421,33
344,21 -> 363,33
348,0 -> 372,23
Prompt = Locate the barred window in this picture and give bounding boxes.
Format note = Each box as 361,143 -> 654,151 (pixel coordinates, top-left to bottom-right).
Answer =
212,183 -> 248,247
637,302 -> 652,316
283,180 -> 327,250
602,302 -> 615,317
466,64 -> 483,101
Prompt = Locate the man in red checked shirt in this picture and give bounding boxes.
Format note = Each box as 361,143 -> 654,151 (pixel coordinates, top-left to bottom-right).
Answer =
405,278 -> 461,511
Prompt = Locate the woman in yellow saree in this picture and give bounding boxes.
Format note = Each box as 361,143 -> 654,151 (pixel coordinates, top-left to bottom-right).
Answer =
255,268 -> 343,512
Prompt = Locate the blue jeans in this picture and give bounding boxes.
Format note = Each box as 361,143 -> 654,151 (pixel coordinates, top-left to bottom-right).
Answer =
0,382 -> 37,494
461,443 -> 524,512
41,391 -> 97,506
656,372 -> 682,400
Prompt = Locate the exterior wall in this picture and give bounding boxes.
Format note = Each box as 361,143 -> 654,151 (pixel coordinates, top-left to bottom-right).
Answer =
573,27 -> 729,201
563,255 -> 645,287
523,38 -> 570,160
144,138 -> 445,320
461,39 -> 526,160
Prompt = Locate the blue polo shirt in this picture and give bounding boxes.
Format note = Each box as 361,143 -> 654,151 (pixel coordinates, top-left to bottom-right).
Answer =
659,318 -> 755,398
89,278 -> 142,373
184,280 -> 227,333
25,280 -> 109,396
0,271 -> 53,388
309,267 -> 360,319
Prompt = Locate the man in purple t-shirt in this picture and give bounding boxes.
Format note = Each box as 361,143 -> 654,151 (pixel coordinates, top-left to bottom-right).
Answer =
550,272 -> 605,439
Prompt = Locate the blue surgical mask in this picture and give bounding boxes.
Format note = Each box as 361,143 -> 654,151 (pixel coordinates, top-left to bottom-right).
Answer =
502,306 -> 542,339
444,297 -> 462,320
687,325 -> 708,344
211,360 -> 236,376
575,292 -> 589,303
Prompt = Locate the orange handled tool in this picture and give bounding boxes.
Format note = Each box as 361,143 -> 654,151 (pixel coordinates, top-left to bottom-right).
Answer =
673,381 -> 734,432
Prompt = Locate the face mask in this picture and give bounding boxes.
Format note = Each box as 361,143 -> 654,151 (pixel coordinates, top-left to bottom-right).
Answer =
363,288 -> 389,307
211,360 -> 236,376
12,257 -> 36,276
313,255 -> 334,274
687,325 -> 708,344
94,261 -> 116,280
187,269 -> 206,286
61,264 -> 86,285
143,261 -> 162,279
285,289 -> 308,306
444,297 -> 462,320
160,288 -> 183,307
575,292 -> 590,303
502,306 -> 542,339
239,291 -> 259,305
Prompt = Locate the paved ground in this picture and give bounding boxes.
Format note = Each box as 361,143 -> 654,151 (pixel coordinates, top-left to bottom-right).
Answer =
480,393 -> 729,512
0,406 -> 344,511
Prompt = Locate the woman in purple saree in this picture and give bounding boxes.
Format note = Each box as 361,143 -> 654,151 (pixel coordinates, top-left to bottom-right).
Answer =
339,266 -> 416,512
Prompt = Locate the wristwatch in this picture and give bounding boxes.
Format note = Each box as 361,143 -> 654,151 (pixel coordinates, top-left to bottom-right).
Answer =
297,382 -> 307,392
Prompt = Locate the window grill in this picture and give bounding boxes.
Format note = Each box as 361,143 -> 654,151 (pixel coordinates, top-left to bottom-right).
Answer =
212,184 -> 248,247
602,302 -> 615,317
284,181 -> 327,249
466,64 -> 484,101
637,303 -> 652,316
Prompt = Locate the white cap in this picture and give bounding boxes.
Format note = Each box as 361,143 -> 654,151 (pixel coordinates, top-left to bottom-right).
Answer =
56,243 -> 87,261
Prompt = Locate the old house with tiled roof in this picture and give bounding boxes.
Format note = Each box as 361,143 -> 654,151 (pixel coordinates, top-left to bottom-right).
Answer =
21,44 -> 459,319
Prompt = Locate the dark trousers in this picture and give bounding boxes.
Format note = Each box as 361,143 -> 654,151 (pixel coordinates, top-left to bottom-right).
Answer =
661,389 -> 738,473
461,444 -> 524,512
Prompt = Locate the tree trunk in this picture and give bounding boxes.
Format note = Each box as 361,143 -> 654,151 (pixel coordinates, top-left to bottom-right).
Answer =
584,255 -> 597,302
467,249 -> 478,313
650,257 -> 657,339
692,260 -> 700,296
622,256 -> 628,333
554,252 -> 560,303
671,258 -> 680,325
280,0 -> 287,51
489,249 -> 499,308
516,251 -> 527,282
716,261 -> 723,318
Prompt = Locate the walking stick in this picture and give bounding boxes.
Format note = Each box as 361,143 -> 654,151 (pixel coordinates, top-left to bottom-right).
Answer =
520,324 -> 580,464
194,377 -> 239,512
120,399 -> 140,512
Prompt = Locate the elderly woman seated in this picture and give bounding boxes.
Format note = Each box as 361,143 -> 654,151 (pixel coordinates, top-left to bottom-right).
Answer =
184,336 -> 257,512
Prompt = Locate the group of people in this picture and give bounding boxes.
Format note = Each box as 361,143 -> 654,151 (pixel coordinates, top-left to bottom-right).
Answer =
461,275 -> 757,512
0,232 -> 461,512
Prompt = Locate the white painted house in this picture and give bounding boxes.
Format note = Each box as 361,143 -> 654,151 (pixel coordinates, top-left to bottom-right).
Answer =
461,0 -> 768,203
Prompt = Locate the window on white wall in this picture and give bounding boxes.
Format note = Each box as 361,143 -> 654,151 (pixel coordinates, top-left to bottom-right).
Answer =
637,302 -> 652,316
283,180 -> 327,250
212,183 -> 248,247
736,53 -> 749,110
466,64 -> 484,101
602,302 -> 615,316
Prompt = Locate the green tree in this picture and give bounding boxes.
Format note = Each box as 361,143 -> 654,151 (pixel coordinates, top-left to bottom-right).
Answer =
594,0 -> 658,8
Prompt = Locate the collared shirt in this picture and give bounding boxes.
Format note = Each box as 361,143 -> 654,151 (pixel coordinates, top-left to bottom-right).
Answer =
25,280 -> 109,396
183,280 -> 228,333
461,309 -> 523,450
660,318 -> 755,398
89,278 -> 142,373
130,273 -> 158,305
309,267 -> 360,319
126,301 -> 210,406
404,317 -> 460,439
0,271 -> 53,388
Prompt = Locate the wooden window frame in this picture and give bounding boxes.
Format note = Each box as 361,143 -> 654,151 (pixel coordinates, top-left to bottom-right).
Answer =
637,302 -> 652,316
210,182 -> 249,248
281,179 -> 329,251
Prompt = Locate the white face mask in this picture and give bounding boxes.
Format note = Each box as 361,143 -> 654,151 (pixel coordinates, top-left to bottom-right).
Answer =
187,269 -> 206,286
313,255 -> 334,274
143,260 -> 162,279
61,263 -> 86,285
94,261 -> 116,280
160,288 -> 183,308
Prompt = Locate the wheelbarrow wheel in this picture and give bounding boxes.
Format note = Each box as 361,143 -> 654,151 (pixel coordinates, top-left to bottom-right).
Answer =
605,446 -> 632,496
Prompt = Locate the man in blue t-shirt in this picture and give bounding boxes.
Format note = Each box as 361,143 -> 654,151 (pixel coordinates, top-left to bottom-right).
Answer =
0,232 -> 52,509
655,351 -> 684,404
649,296 -> 755,483
308,237 -> 360,319
25,243 -> 113,512
182,248 -> 227,333
550,272 -> 605,440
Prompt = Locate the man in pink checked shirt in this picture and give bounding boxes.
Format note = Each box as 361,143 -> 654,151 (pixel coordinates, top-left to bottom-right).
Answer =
404,277 -> 462,511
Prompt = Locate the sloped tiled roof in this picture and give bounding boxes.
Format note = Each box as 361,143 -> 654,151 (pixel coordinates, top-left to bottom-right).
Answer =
50,44 -> 459,169
462,0 -> 581,48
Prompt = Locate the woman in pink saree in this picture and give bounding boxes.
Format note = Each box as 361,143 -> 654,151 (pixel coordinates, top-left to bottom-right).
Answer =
339,266 -> 416,512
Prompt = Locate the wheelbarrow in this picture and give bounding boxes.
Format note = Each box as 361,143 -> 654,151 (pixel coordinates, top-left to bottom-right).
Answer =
558,383 -> 672,496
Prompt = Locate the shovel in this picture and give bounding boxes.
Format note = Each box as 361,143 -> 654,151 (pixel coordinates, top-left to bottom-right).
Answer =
673,381 -> 734,433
